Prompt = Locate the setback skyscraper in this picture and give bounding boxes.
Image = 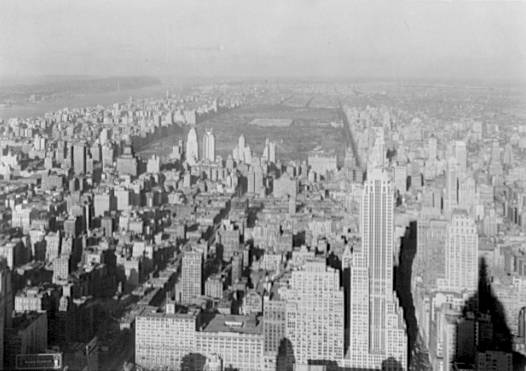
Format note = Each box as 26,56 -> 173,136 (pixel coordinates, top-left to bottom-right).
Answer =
346,168 -> 407,369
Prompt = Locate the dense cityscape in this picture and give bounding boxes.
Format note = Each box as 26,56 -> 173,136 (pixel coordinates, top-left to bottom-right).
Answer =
0,79 -> 524,371
1,1 -> 526,371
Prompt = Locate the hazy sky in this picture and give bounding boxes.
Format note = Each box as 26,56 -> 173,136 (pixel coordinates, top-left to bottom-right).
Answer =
1,0 -> 525,81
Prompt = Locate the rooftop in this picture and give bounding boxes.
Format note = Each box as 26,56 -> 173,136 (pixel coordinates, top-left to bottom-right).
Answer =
201,314 -> 261,335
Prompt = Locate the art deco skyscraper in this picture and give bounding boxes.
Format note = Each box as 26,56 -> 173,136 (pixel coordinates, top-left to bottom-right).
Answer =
346,168 -> 407,369
361,168 -> 393,353
185,127 -> 199,166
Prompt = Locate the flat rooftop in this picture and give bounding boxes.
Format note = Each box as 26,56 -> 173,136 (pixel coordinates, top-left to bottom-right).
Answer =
201,314 -> 261,335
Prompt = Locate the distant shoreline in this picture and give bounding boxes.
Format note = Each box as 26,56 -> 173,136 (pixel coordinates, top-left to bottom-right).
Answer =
0,82 -> 167,121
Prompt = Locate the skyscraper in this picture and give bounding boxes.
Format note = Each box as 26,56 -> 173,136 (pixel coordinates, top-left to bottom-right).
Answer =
202,129 -> 215,163
247,166 -> 255,194
361,168 -> 393,353
347,168 -> 407,369
231,251 -> 242,284
443,210 -> 478,292
281,259 -> 344,365
262,138 -> 277,164
445,157 -> 459,215
232,134 -> 247,163
254,163 -> 264,196
454,140 -> 467,173
73,142 -> 87,175
368,127 -> 386,170
415,218 -> 448,287
428,135 -> 438,160
177,246 -> 202,304
238,134 -> 245,152
185,127 -> 199,166
263,296 -> 286,358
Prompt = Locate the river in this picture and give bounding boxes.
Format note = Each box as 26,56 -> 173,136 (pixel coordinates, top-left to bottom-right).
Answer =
0,84 -> 170,120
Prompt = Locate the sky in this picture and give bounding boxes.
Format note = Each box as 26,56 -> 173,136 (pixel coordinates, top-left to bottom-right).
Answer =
0,0 -> 525,81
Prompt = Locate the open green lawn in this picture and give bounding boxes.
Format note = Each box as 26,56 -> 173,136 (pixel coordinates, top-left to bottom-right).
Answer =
138,103 -> 346,163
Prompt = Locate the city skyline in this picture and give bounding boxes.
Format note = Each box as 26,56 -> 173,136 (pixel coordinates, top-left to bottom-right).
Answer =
1,1 -> 526,370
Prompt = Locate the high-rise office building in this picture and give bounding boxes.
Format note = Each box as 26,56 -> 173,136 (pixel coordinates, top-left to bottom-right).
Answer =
186,127 -> 199,166
393,164 -> 407,194
247,166 -> 255,194
233,134 -> 246,163
454,140 -> 467,173
458,175 -> 476,213
263,296 -> 286,356
443,210 -> 478,292
176,247 -> 202,304
502,143 -> 513,167
415,218 -> 448,287
238,134 -> 245,153
243,146 -> 252,165
231,251 -> 242,284
202,129 -> 215,163
362,169 -> 393,353
116,145 -> 138,177
368,127 -> 385,170
217,222 -> 241,262
445,157 -> 459,215
346,168 -> 407,369
254,164 -> 264,196
428,136 -> 438,160
205,274 -> 223,299
281,259 -> 344,365
73,142 -> 87,175
262,138 -> 277,164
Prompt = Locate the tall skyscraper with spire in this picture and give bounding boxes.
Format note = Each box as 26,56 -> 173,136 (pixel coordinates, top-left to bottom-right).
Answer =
346,168 -> 407,369
185,127 -> 199,166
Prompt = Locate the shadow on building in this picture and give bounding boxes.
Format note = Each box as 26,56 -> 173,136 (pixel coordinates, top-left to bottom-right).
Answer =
275,336 -> 405,371
381,357 -> 404,371
453,257 -> 526,370
395,221 -> 418,367
180,352 -> 206,371
276,337 -> 296,371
